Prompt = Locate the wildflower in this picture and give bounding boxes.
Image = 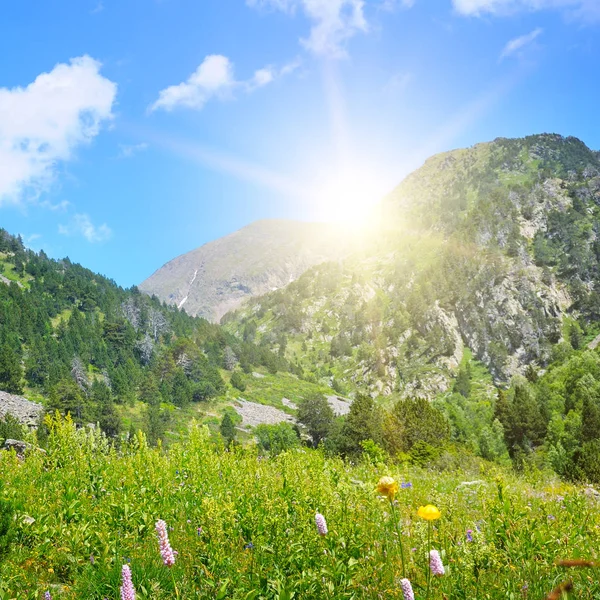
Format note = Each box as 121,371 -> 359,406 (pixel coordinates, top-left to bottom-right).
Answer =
44,592 -> 52,600
315,512 -> 328,536
429,549 -> 445,576
376,476 -> 399,500
156,519 -> 176,567
120,564 -> 136,600
417,504 -> 441,521
400,578 -> 415,600
401,482 -> 413,489
197,526 -> 203,536
466,529 -> 473,542
90,554 -> 95,564
244,542 -> 254,550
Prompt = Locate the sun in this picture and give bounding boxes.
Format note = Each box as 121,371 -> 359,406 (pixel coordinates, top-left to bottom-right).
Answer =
312,165 -> 387,228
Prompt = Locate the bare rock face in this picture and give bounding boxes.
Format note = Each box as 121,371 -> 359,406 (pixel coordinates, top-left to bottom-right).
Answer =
0,391 -> 44,427
139,220 -> 351,322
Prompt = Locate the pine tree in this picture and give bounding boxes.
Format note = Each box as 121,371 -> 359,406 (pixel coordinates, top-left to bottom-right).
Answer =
220,412 -> 236,448
297,393 -> 334,448
0,346 -> 23,395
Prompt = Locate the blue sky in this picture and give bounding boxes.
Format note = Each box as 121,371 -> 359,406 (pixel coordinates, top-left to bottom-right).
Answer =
1,0 -> 599,287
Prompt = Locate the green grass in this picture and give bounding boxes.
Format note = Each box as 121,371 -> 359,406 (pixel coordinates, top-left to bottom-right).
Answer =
1,415 -> 599,599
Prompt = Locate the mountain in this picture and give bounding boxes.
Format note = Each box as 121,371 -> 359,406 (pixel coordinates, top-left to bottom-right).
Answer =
0,229 -> 296,443
139,219 -> 352,322
223,134 -> 600,399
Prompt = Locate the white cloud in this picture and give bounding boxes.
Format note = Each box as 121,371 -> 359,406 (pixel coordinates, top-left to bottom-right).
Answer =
151,55 -> 296,112
247,0 -> 369,58
452,0 -> 600,20
40,199 -> 71,211
0,55 -> 116,204
380,0 -> 415,10
500,27 -> 543,59
58,213 -> 112,243
118,142 -> 149,158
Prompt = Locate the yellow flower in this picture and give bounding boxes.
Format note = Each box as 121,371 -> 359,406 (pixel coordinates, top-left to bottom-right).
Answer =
376,476 -> 399,500
417,505 -> 441,521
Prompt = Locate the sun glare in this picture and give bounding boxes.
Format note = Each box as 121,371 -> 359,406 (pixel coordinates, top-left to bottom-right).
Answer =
313,167 -> 386,228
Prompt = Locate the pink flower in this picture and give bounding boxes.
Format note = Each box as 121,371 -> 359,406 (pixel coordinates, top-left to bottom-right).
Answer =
120,564 -> 136,600
315,512 -> 328,536
400,578 -> 415,600
156,519 -> 176,567
429,549 -> 445,576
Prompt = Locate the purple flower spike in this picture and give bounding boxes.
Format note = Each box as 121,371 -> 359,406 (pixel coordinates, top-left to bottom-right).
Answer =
466,529 -> 473,542
400,578 -> 415,600
430,549 -> 445,576
315,512 -> 328,536
120,564 -> 136,600
44,592 -> 52,600
156,519 -> 176,567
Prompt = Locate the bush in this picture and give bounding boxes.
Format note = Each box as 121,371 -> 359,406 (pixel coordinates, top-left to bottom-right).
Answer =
255,423 -> 300,455
230,371 -> 246,392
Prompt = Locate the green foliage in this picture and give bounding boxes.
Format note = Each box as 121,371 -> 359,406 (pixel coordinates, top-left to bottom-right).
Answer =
1,415 -> 600,598
219,411 -> 236,447
0,487 -> 14,557
0,414 -> 25,444
230,371 -> 246,392
254,422 -> 300,455
0,346 -> 23,394
383,397 -> 450,457
296,393 -> 335,448
329,394 -> 382,457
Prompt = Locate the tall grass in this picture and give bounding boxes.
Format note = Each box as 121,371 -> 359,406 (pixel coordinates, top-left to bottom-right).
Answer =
0,414 -> 598,599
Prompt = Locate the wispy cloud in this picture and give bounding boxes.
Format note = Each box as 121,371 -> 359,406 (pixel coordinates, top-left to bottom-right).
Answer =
500,27 -> 543,60
91,1 -> 104,14
453,0 -> 600,22
22,233 -> 41,247
0,56 -> 116,205
118,142 -> 149,158
39,199 -> 70,212
150,55 -> 296,112
247,0 -> 369,58
58,213 -> 112,243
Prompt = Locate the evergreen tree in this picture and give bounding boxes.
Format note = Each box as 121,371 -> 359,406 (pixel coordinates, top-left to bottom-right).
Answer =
334,394 -> 382,457
91,380 -> 121,439
0,346 -> 23,394
48,379 -> 90,424
220,412 -> 236,448
453,362 -> 472,398
297,393 -> 334,448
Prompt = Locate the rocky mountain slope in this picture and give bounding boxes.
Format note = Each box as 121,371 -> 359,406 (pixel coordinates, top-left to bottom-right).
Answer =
139,220 -> 351,322
223,134 -> 600,398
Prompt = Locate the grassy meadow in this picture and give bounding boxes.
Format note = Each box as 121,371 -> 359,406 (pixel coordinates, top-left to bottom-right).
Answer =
1,416 -> 599,599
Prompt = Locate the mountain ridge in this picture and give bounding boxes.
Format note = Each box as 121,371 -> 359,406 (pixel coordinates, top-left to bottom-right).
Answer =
139,218 -> 353,322
222,133 -> 600,399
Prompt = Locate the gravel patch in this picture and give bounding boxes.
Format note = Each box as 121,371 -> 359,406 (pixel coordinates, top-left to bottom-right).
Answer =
234,399 -> 295,429
327,395 -> 351,416
0,391 -> 44,427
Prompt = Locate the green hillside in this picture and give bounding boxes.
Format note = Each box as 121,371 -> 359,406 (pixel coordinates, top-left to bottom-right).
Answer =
0,229 -> 317,444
